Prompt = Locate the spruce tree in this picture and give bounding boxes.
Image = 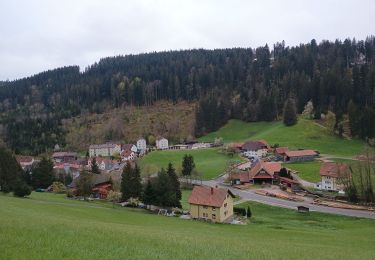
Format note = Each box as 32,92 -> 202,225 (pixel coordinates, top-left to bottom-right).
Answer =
142,179 -> 155,208
121,163 -> 142,201
155,168 -> 175,207
32,157 -> 54,189
77,170 -> 93,199
283,98 -> 297,126
91,157 -> 100,174
182,155 -> 195,177
167,162 -> 182,208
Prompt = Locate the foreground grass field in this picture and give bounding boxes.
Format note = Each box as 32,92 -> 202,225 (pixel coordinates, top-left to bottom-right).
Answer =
1,193 -> 375,259
139,148 -> 242,180
284,161 -> 322,183
199,119 -> 371,157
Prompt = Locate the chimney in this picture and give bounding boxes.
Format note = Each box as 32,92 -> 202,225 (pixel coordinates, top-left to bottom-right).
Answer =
210,187 -> 214,195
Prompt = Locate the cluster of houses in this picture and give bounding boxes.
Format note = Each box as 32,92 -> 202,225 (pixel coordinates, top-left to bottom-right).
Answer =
229,139 -> 347,193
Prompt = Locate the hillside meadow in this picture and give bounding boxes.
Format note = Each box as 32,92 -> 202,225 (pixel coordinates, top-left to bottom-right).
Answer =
1,193 -> 375,259
139,148 -> 242,179
199,119 -> 371,157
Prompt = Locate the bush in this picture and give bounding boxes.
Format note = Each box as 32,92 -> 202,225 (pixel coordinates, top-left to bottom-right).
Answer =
234,207 -> 246,216
51,182 -> 67,193
13,183 -> 31,197
246,206 -> 252,218
66,189 -> 75,198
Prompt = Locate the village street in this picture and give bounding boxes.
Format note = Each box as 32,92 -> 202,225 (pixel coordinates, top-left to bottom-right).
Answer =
194,177 -> 375,220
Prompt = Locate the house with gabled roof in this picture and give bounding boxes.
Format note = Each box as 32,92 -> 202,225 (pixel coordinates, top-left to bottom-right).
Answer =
241,140 -> 269,158
156,137 -> 168,150
231,160 -> 281,185
316,162 -> 348,191
188,185 -> 235,223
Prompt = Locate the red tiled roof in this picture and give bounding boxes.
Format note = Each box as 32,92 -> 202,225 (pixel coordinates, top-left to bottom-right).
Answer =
242,141 -> 268,151
15,155 -> 33,163
320,162 -> 348,178
249,161 -> 281,179
275,147 -> 289,155
188,186 -> 234,207
258,139 -> 270,149
121,150 -> 133,157
284,150 -> 317,157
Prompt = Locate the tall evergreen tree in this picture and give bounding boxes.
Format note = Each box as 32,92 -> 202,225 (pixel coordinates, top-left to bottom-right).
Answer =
91,157 -> 100,174
155,168 -> 175,207
77,170 -> 93,199
182,154 -> 195,177
167,162 -> 182,208
121,163 -> 142,201
142,179 -> 155,208
283,98 -> 297,126
32,157 -> 54,189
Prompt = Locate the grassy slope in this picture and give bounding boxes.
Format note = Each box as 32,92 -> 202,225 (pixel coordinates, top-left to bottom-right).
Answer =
1,193 -> 375,259
284,161 -> 322,183
139,148 -> 242,180
199,119 -> 370,157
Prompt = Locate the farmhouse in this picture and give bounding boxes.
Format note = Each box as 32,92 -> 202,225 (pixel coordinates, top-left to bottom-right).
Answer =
120,149 -> 136,161
275,147 -> 289,160
15,155 -> 35,170
316,162 -> 348,191
156,137 -> 169,150
88,157 -> 116,171
188,185 -> 235,223
92,181 -> 112,199
279,177 -> 300,192
283,150 -> 318,162
89,143 -> 121,157
52,152 -> 77,163
241,140 -> 269,158
231,160 -> 281,185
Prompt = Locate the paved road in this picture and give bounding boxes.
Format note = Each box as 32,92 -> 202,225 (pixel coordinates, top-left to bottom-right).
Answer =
198,179 -> 375,220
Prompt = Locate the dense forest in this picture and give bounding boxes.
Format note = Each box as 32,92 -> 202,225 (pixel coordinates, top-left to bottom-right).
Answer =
1,37 -> 375,154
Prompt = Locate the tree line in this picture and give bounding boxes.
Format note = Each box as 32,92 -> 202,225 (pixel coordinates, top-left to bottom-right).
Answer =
1,37 -> 375,154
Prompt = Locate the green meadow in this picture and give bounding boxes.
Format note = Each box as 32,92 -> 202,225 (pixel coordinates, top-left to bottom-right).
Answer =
1,193 -> 375,259
139,148 -> 242,180
284,161 -> 322,183
199,119 -> 371,157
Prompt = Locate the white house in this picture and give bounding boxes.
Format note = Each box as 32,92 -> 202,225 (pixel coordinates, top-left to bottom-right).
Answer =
136,138 -> 147,151
241,140 -> 269,158
156,137 -> 169,150
121,150 -> 136,161
89,143 -> 121,157
88,157 -> 115,171
315,162 -> 348,191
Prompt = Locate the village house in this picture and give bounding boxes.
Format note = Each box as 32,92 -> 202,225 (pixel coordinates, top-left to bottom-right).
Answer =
15,155 -> 35,170
279,177 -> 300,192
191,142 -> 212,149
120,149 -> 136,161
156,137 -> 169,150
231,160 -> 282,185
241,140 -> 269,158
315,162 -> 348,191
136,138 -> 147,152
89,143 -> 121,157
88,157 -> 116,171
188,185 -> 235,223
283,150 -> 318,162
52,152 -> 77,163
92,181 -> 112,199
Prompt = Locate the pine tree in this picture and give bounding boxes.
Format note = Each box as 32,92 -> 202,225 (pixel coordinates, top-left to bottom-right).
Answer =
182,155 -> 195,177
142,179 -> 155,208
283,98 -> 297,126
121,163 -> 142,201
32,157 -> 54,189
167,162 -> 182,208
247,205 -> 252,218
91,157 -> 100,174
155,168 -> 175,207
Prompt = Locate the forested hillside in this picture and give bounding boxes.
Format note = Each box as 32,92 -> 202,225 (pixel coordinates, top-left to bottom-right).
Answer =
1,37 -> 375,154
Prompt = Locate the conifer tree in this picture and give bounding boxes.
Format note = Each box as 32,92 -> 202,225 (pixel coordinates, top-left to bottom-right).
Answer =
91,157 -> 100,174
121,163 -> 142,201
155,168 -> 175,207
167,162 -> 182,208
142,179 -> 155,208
32,157 -> 54,189
283,98 -> 297,126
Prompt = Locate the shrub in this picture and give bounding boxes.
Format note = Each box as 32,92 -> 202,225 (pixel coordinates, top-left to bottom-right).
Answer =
234,207 -> 246,216
246,206 -> 252,218
51,182 -> 67,193
13,183 -> 31,197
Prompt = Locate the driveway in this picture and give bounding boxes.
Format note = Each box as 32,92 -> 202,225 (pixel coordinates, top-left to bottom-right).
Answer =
197,178 -> 375,220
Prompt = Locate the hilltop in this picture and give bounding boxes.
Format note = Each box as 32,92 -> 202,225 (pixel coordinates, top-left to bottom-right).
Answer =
199,119 -> 372,157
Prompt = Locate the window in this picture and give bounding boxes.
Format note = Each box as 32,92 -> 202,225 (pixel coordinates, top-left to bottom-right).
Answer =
203,213 -> 208,218
212,207 -> 216,211
212,214 -> 216,219
203,206 -> 208,209
224,211 -> 227,216
224,203 -> 227,208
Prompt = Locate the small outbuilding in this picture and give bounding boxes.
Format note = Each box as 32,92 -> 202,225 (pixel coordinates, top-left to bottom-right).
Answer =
297,206 -> 309,213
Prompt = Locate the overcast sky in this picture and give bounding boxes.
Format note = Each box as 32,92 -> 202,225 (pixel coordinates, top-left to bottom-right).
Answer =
0,0 -> 374,80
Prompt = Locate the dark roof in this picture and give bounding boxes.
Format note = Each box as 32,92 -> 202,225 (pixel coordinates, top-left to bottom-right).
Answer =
242,141 -> 268,151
